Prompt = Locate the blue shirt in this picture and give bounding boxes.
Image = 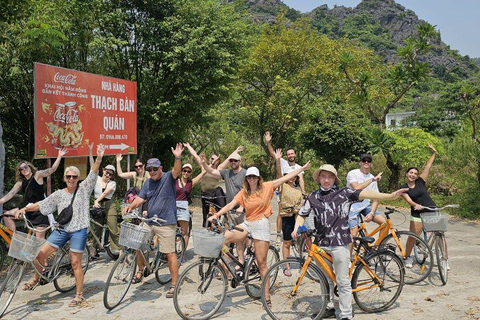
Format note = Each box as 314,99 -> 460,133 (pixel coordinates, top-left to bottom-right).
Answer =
138,171 -> 177,225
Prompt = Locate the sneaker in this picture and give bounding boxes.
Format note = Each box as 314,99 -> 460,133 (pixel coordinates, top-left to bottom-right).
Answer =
322,308 -> 336,318
404,256 -> 413,268
446,259 -> 450,271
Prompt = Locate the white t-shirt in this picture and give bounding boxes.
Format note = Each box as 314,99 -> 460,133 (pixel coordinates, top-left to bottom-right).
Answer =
346,169 -> 378,212
93,177 -> 116,199
280,158 -> 304,175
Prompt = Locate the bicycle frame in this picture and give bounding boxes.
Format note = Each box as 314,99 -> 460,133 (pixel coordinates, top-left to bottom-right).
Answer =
89,218 -> 108,249
0,224 -> 13,245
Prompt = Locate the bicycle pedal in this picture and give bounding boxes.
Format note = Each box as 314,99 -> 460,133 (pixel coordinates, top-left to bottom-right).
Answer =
39,279 -> 48,286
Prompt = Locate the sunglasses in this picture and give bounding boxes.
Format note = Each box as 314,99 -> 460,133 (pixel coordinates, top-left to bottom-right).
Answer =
246,175 -> 258,179
19,165 -> 29,171
182,169 -> 192,173
104,171 -> 113,176
66,175 -> 78,180
135,165 -> 143,169
362,160 -> 372,163
229,159 -> 239,163
146,167 -> 159,172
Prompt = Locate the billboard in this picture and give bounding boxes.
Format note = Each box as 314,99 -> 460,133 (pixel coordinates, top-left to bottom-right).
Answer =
34,63 -> 137,158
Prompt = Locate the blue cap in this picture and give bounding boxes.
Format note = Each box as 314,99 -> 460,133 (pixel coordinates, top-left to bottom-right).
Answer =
146,158 -> 161,168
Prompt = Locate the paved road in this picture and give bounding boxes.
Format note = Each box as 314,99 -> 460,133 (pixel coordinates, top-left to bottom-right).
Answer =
2,202 -> 480,320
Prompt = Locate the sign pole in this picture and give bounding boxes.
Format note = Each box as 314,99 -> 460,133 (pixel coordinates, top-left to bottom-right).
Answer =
127,155 -> 130,190
47,158 -> 51,196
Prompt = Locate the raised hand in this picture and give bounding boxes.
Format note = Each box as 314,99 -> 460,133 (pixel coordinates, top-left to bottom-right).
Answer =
116,154 -> 123,162
428,144 -> 437,153
58,147 -> 69,157
235,146 -> 244,153
88,143 -> 94,152
264,131 -> 272,143
171,143 -> 184,158
274,148 -> 282,160
199,154 -> 206,164
392,188 -> 409,199
97,144 -> 106,158
302,160 -> 311,171
374,172 -> 383,182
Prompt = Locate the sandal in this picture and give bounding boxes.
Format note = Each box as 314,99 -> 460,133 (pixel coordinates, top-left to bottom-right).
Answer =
166,285 -> 175,298
22,278 -> 39,291
68,293 -> 85,307
132,270 -> 144,284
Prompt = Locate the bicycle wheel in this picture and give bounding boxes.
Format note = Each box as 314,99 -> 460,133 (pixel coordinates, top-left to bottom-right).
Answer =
352,250 -> 404,313
103,251 -> 137,310
104,229 -> 120,260
262,257 -> 328,320
155,251 -> 173,285
0,261 -> 26,317
0,241 -> 13,277
435,233 -> 448,285
379,231 -> 433,284
244,245 -> 280,299
53,245 -> 90,293
175,233 -> 186,261
174,259 -> 227,320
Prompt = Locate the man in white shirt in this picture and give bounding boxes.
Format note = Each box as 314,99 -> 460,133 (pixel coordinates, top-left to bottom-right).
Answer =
346,154 -> 387,248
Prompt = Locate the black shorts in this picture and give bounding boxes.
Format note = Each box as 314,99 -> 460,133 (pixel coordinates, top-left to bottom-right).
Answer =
27,211 -> 50,227
281,215 -> 296,241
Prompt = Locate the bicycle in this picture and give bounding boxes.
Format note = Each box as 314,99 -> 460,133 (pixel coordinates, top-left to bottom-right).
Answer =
261,226 -> 405,319
173,219 -> 280,320
103,212 -> 173,310
89,207 -> 120,260
0,215 -> 89,318
419,205 -> 458,285
0,214 -> 14,274
193,194 -> 228,227
353,207 -> 434,284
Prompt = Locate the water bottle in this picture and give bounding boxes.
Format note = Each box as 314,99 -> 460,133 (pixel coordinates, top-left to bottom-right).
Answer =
275,190 -> 280,203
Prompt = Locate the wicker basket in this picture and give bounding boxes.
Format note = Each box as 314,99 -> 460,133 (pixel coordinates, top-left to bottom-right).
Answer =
192,229 -> 225,258
8,231 -> 45,262
420,212 -> 449,232
119,221 -> 151,250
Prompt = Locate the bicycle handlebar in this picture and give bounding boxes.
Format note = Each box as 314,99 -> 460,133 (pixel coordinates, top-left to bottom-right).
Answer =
19,213 -> 56,233
121,211 -> 167,225
418,204 -> 459,211
193,195 -> 227,200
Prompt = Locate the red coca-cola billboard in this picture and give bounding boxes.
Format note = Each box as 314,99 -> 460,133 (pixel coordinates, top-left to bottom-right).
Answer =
34,63 -> 137,158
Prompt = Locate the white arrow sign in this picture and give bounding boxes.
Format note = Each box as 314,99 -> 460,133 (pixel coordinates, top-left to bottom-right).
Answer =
108,143 -> 129,150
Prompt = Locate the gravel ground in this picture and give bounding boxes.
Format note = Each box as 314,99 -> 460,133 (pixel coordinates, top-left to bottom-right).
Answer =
2,201 -> 480,320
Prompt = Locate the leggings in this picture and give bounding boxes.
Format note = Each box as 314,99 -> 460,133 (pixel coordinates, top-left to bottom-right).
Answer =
201,187 -> 226,227
93,199 -> 120,250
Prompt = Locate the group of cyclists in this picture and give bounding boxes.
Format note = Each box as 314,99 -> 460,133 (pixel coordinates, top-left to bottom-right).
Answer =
0,132 -> 444,318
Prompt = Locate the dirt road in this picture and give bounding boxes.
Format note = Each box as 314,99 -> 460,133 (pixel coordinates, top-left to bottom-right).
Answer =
2,203 -> 480,320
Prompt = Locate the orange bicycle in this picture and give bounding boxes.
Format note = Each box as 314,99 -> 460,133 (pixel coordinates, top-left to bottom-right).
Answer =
262,227 -> 405,319
0,214 -> 14,273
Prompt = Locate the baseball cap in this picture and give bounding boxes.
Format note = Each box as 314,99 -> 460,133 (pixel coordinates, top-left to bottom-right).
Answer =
146,158 -> 162,168
229,153 -> 241,161
245,167 -> 260,177
104,165 -> 116,172
182,163 -> 193,170
360,153 -> 373,162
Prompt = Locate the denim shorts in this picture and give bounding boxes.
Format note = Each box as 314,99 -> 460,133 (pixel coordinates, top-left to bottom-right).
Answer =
176,201 -> 191,222
348,204 -> 381,229
46,228 -> 88,253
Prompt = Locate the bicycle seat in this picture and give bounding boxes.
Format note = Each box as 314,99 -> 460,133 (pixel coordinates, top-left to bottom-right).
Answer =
353,236 -> 375,244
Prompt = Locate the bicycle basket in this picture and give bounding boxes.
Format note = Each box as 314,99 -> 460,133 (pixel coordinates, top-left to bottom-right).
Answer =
8,231 -> 46,262
119,221 -> 151,250
192,229 -> 225,258
420,212 -> 449,232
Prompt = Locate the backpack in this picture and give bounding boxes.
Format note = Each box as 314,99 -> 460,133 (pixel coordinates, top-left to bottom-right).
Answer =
124,186 -> 140,203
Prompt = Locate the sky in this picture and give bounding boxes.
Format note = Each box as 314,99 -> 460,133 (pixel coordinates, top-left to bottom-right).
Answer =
282,0 -> 479,58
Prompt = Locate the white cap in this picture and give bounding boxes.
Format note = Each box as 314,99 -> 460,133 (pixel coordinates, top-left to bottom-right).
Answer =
182,163 -> 193,170
104,165 -> 116,172
245,167 -> 260,177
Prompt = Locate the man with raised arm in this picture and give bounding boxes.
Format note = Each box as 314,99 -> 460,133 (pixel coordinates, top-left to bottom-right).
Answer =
122,143 -> 184,299
346,153 -> 386,253
264,131 -> 305,247
200,146 -> 247,264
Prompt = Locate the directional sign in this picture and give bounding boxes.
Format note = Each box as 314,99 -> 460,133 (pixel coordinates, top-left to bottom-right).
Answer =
34,63 -> 137,158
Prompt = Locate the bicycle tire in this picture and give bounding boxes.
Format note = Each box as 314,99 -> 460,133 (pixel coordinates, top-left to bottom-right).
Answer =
379,231 -> 433,284
104,229 -> 120,260
435,233 -> 448,285
352,250 -> 404,313
174,259 -> 227,320
0,261 -> 26,317
262,257 -> 329,320
53,245 -> 90,293
103,251 -> 137,310
175,232 -> 186,261
244,245 -> 280,299
155,250 -> 172,285
0,241 -> 13,277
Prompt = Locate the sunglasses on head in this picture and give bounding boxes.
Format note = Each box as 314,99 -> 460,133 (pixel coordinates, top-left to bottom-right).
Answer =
362,159 -> 372,163
182,169 -> 192,173
229,159 -> 239,163
66,175 -> 78,180
19,165 -> 29,171
135,164 -> 143,169
146,167 -> 159,172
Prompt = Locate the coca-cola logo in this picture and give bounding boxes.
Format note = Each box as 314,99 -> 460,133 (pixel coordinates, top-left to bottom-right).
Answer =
53,106 -> 78,125
54,72 -> 77,85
